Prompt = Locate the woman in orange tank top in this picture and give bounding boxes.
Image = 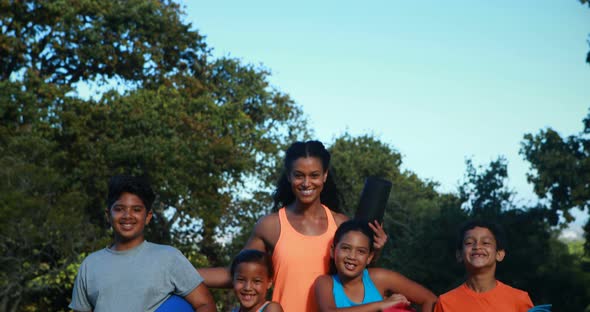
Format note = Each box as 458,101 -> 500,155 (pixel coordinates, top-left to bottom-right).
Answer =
199,141 -> 388,312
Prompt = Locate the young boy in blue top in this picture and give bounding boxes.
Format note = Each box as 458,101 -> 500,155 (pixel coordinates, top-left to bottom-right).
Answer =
69,175 -> 216,312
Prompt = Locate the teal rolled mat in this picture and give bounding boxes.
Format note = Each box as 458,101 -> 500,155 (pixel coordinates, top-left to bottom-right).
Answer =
528,304 -> 552,312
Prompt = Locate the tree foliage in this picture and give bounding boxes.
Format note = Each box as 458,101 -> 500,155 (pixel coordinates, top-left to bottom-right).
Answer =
0,1 -> 307,310
0,0 -> 207,86
521,109 -> 590,249
459,157 -> 512,219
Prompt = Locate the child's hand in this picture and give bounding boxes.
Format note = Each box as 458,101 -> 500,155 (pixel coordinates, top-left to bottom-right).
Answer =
369,221 -> 388,251
380,293 -> 410,310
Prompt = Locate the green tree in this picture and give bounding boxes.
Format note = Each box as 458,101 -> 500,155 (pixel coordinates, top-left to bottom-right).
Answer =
1,1 -> 308,310
459,157 -> 512,220
520,109 -> 590,250
0,0 -> 206,87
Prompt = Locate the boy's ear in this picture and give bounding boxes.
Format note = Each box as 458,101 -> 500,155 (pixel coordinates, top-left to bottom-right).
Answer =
146,209 -> 153,225
267,280 -> 273,290
495,249 -> 506,262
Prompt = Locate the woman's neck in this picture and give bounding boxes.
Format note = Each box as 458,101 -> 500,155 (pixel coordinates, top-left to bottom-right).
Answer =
290,200 -> 324,216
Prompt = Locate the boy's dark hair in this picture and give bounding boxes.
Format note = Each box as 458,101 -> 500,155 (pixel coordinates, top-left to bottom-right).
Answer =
107,175 -> 155,211
456,220 -> 507,251
230,249 -> 273,279
329,219 -> 375,274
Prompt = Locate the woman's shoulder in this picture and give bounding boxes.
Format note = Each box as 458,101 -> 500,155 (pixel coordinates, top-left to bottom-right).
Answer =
330,211 -> 349,226
255,212 -> 280,228
251,212 -> 281,247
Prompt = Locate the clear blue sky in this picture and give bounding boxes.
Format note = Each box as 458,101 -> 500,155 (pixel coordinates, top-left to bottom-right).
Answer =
181,1 -> 590,235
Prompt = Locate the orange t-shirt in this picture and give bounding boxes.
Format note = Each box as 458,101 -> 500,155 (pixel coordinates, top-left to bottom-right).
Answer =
434,280 -> 533,312
271,206 -> 337,312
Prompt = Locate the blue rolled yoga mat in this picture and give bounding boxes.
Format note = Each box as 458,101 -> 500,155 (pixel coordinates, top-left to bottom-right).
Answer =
354,177 -> 392,224
155,295 -> 193,312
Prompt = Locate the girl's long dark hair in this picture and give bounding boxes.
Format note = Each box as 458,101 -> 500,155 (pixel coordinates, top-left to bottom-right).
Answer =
272,140 -> 341,212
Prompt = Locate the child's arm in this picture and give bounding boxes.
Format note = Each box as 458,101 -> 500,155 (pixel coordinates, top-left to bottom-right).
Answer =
197,267 -> 232,288
199,215 -> 275,288
314,275 -> 409,312
370,268 -> 437,312
184,283 -> 217,312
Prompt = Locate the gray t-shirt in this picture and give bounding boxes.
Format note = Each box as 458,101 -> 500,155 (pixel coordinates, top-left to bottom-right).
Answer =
69,241 -> 203,312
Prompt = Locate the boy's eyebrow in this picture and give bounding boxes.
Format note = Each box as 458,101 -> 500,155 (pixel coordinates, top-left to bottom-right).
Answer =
463,235 -> 495,241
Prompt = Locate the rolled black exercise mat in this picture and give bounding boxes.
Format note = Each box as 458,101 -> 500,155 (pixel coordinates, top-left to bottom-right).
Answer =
354,176 -> 392,224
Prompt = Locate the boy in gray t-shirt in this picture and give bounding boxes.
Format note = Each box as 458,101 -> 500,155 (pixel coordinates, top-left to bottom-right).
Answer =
69,175 -> 216,312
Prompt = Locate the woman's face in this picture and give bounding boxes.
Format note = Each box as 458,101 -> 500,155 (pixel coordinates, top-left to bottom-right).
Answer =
288,156 -> 327,206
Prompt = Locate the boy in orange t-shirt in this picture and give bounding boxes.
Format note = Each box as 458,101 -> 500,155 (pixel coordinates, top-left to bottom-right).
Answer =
434,220 -> 533,312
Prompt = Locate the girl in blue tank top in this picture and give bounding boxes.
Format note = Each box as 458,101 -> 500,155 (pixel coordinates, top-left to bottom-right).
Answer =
313,220 -> 437,311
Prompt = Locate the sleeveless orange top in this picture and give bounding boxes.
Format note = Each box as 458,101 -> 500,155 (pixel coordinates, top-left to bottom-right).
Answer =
272,205 -> 338,312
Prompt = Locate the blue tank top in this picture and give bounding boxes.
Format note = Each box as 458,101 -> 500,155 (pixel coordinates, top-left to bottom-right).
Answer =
332,269 -> 383,307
